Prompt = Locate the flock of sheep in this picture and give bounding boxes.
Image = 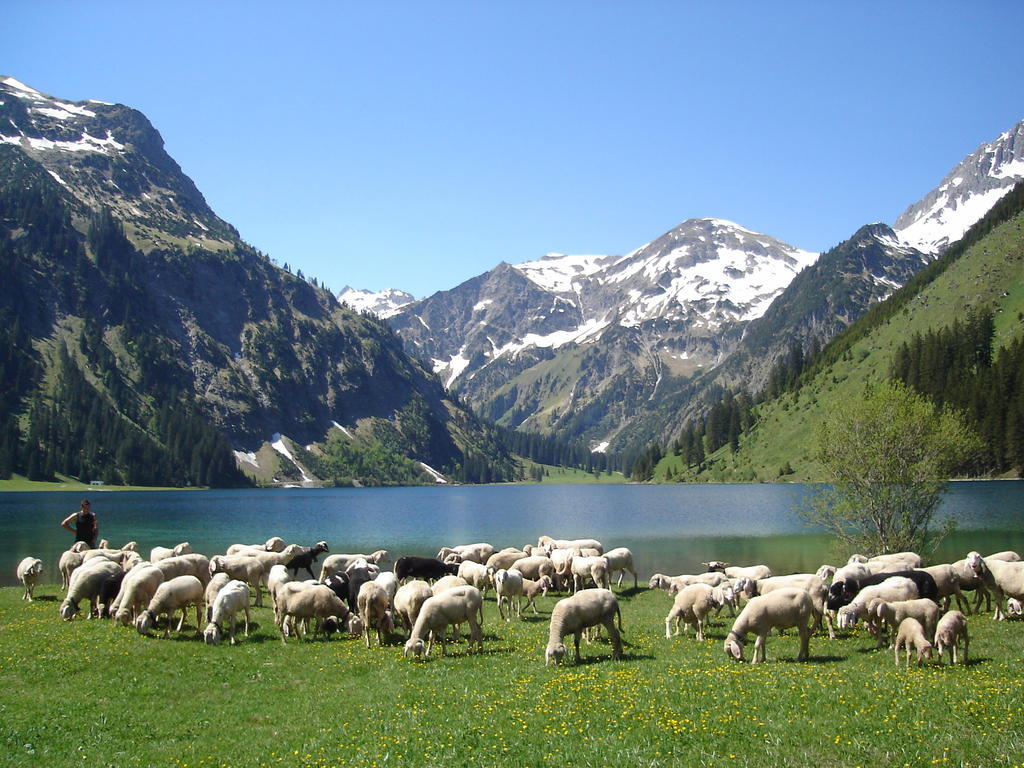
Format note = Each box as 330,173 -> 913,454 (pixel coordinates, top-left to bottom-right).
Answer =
14,534 -> 1024,667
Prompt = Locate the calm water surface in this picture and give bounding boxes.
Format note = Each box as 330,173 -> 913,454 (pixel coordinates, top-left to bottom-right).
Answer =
2,482 -> 1021,587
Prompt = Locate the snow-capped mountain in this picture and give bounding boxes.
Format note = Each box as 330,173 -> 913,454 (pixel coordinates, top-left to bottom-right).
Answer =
338,286 -> 416,317
895,119 -> 1024,252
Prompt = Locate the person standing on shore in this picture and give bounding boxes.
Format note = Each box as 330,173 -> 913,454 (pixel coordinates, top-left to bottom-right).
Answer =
61,499 -> 98,549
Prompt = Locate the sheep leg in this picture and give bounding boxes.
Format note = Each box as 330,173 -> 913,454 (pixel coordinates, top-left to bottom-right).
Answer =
603,617 -> 623,660
797,624 -> 811,662
752,634 -> 767,664
572,631 -> 582,664
242,606 -> 250,637
695,615 -> 704,642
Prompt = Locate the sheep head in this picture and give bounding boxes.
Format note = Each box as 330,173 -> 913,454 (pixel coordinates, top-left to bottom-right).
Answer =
135,610 -> 155,635
404,638 -> 426,658
59,599 -> 79,621
723,634 -> 745,662
545,642 -> 567,666
703,560 -> 729,572
965,551 -> 985,575
203,623 -> 221,645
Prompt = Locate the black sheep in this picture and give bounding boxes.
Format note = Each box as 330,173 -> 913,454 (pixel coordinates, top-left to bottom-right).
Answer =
286,541 -> 329,579
827,569 -> 938,611
394,555 -> 459,582
98,570 -> 126,618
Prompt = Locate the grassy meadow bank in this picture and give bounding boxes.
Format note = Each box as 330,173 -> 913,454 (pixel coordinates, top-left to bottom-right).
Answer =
1,584 -> 1022,768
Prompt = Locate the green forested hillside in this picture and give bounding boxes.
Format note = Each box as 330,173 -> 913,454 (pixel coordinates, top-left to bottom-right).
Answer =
655,184 -> 1024,482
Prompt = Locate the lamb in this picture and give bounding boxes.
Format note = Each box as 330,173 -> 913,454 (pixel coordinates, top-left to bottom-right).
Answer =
394,579 -> 434,632
893,617 -> 933,666
723,587 -> 813,664
538,536 -> 603,555
494,568 -> 524,621
285,541 -> 329,578
457,560 -> 496,597
648,572 -> 729,594
135,575 -> 205,638
665,583 -> 717,641
523,575 -> 554,614
437,543 -> 495,564
570,555 -> 610,593
874,598 -> 940,648
544,588 -> 623,665
60,558 -> 122,620
394,555 -> 459,582
203,579 -> 252,645
150,542 -> 192,562
16,557 -> 43,601
966,551 -> 1024,620
204,572 -> 233,619
357,580 -> 394,648
404,585 -> 485,658
276,583 -> 353,643
209,555 -> 266,607
603,547 -> 639,589
112,564 -> 165,625
318,550 -> 390,580
933,610 -> 968,665
711,582 -> 740,617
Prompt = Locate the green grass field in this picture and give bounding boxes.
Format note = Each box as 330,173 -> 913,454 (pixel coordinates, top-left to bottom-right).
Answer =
1,582 -> 1021,768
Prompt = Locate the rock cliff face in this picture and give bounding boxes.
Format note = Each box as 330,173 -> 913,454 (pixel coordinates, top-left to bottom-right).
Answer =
895,119 -> 1024,252
0,76 -> 509,483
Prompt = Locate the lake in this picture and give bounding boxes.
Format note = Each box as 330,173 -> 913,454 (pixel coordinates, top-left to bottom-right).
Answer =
2,482 -> 1021,587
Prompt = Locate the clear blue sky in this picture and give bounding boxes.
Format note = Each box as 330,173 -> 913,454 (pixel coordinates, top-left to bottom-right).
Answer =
5,1 -> 1023,298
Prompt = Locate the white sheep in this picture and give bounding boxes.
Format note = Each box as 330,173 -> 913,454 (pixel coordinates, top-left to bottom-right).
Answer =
874,598 -> 940,648
495,568 -> 524,621
738,574 -> 835,639
150,542 -> 192,562
58,548 -> 85,590
204,572 -> 232,618
851,551 -> 923,569
538,535 -> 604,555
933,610 -> 968,665
16,557 -> 43,601
153,554 -> 212,586
523,575 -> 554,614
226,536 -> 287,555
545,588 -> 623,665
60,558 -> 121,620
112,564 -> 165,626
136,575 -> 205,638
1007,598 -> 1023,617
266,563 -> 294,608
209,555 -> 267,607
485,550 -> 529,571
404,585 -> 484,658
648,572 -> 730,594
918,564 -> 967,613
603,547 -> 638,589
431,575 -> 468,595
437,543 -> 495,564
203,580 -> 252,645
893,617 -> 933,666
835,577 -> 919,632
374,571 -> 399,604
570,555 -> 610,593
457,560 -> 496,597
357,580 -> 394,648
277,584 -> 353,643
966,551 -> 1024,621
393,579 -> 434,632
318,550 -> 390,580
950,557 -> 992,614
723,587 -> 813,664
665,583 -> 717,641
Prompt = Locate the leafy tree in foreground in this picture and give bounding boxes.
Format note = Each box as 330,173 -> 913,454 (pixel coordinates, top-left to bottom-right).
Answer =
801,380 -> 980,556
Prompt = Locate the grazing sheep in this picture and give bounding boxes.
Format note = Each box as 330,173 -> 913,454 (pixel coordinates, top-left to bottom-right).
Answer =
603,547 -> 639,589
457,560 -> 496,597
828,569 -> 937,612
507,556 -> 554,585
704,562 -> 773,581
547,548 -> 576,589
537,536 -> 604,555
966,551 -> 1024,620
431,575 -> 469,596
209,555 -> 266,607
852,551 -> 923,569
933,610 -> 968,665
570,555 -> 610,593
404,585 -> 485,658
737,574 -> 835,639
61,559 -> 121,620
286,541 -> 329,579
523,575 -> 554,614
648,572 -> 730,594
58,548 -> 85,590
395,555 -> 459,583
204,572 -> 232,619
393,579 -> 434,632
150,542 -> 192,562
665,583 -> 717,641
112,564 -> 165,626
266,564 -> 294,609
203,580 -> 252,645
835,577 -> 920,632
97,569 -> 127,618
893,617 -> 933,666
545,588 -> 623,665
723,588 -> 813,664
318,550 -> 390,580
437,543 -> 495,564
711,582 -> 740,617
135,575 -> 205,638
874,598 -> 940,648
918,564 -> 967,613
357,580 -> 394,648
277,584 -> 353,644
226,536 -> 287,555
154,554 -> 212,587
16,557 -> 43,601
1007,598 -> 1023,617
